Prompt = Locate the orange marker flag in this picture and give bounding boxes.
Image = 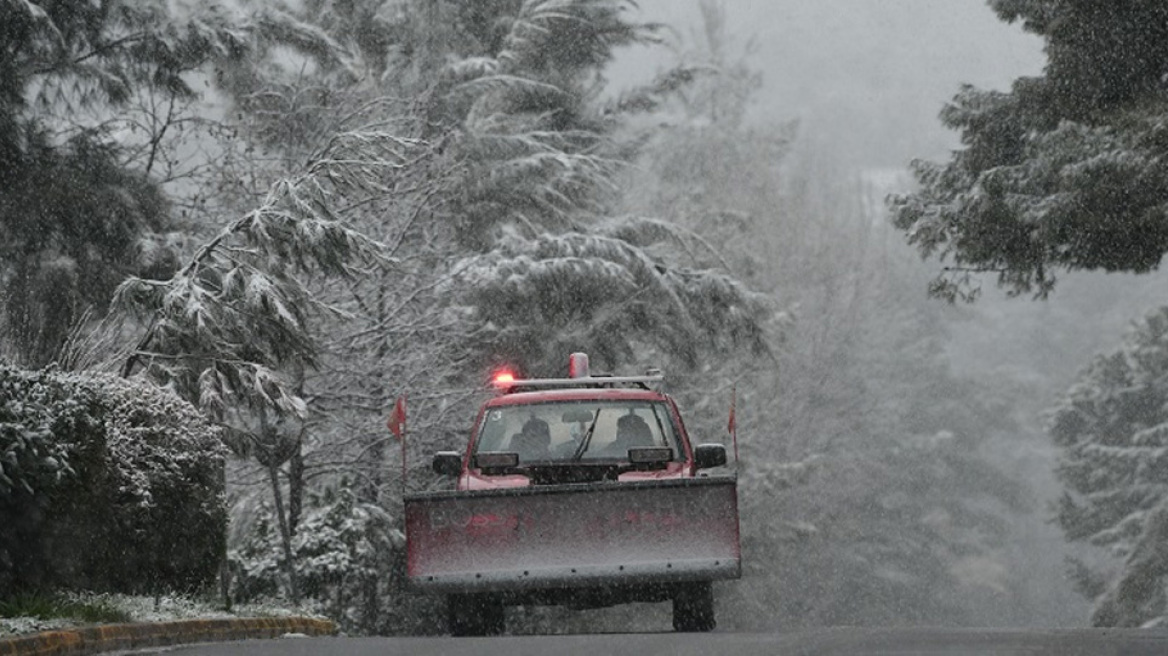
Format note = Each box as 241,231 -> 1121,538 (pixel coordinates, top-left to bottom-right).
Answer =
387,395 -> 407,441
728,384 -> 739,464
727,384 -> 736,436
387,394 -> 408,496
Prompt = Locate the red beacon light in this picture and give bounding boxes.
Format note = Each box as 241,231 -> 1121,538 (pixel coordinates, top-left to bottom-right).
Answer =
568,352 -> 590,379
492,370 -> 517,387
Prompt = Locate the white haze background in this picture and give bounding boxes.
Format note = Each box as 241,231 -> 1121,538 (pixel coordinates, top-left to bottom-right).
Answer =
609,0 -> 1168,628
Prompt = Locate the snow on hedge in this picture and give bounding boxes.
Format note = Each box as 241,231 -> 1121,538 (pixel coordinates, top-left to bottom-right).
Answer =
0,364 -> 228,594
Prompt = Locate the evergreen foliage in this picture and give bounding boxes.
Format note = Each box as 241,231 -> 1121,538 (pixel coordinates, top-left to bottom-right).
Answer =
96,0 -> 774,628
888,0 -> 1168,628
0,0 -> 1067,634
890,1 -> 1168,301
455,225 -> 772,372
230,482 -> 402,630
6,0 -> 779,631
1049,306 -> 1168,627
0,364 -> 227,596
1,0 -> 239,366
0,0 -> 378,366
0,130 -> 169,367
422,0 -> 774,378
115,131 -> 395,419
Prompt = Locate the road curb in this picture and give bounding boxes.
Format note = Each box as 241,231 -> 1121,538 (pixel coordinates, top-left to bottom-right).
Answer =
0,617 -> 336,656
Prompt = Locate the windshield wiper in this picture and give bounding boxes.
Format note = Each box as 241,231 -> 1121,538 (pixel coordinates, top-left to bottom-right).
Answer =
571,407 -> 601,461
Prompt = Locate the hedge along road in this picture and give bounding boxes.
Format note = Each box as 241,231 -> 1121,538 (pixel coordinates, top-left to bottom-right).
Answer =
0,618 -> 335,656
117,627 -> 1168,656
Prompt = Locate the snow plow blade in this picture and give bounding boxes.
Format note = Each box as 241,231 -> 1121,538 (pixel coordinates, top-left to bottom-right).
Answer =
405,476 -> 740,592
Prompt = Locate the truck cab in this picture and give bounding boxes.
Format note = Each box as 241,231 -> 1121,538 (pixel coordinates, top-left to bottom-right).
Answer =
407,354 -> 739,635
434,384 -> 728,490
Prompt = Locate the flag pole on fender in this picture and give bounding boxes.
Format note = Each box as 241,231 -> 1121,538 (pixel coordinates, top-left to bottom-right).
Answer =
387,395 -> 407,496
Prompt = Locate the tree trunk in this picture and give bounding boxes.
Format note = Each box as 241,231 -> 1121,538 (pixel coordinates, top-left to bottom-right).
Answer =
261,406 -> 300,605
268,459 -> 301,606
218,460 -> 232,610
288,371 -> 307,536
361,574 -> 380,634
288,431 -> 305,536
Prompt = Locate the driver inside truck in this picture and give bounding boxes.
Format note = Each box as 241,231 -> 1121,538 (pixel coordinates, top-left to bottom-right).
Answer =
512,416 -> 552,461
613,412 -> 655,451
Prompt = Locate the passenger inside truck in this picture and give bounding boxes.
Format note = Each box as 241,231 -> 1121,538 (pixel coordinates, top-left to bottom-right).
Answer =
511,417 -> 552,460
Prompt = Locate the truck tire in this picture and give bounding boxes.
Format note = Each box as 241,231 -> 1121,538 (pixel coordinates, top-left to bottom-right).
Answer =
672,582 -> 715,632
447,593 -> 505,636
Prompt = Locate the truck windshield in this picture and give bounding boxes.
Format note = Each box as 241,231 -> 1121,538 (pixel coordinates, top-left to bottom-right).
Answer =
473,400 -> 683,464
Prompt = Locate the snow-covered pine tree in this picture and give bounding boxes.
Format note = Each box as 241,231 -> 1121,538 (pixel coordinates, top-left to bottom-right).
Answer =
261,5 -> 781,554
1049,305 -> 1168,627
0,0 -> 254,366
889,0 -> 1168,301
116,0 -> 781,629
420,0 -> 779,379
115,129 -> 413,415
431,0 -> 661,249
454,223 -> 773,373
233,0 -> 776,378
114,128 -> 420,604
0,0 -> 385,367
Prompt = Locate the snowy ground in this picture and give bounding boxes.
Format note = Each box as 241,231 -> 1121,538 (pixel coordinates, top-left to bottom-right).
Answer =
0,592 -> 310,637
0,616 -> 76,637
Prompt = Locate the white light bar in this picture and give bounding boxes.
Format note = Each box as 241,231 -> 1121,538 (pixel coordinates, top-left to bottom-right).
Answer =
496,375 -> 664,390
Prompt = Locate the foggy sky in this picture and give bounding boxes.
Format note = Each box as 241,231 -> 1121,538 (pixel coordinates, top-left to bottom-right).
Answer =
613,0 -> 1044,167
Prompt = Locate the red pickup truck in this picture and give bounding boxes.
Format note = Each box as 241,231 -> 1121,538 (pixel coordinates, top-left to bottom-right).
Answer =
404,354 -> 740,635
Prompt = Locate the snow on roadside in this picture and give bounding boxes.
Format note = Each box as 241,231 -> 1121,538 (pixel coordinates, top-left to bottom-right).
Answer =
0,617 -> 75,637
0,593 -> 318,637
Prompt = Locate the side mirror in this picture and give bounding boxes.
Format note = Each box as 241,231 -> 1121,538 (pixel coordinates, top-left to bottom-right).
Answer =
432,451 -> 463,476
693,443 -> 727,470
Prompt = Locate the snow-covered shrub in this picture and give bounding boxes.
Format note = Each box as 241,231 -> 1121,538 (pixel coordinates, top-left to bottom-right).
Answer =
0,364 -> 227,595
0,366 -> 91,590
0,368 -> 83,497
229,482 -> 403,631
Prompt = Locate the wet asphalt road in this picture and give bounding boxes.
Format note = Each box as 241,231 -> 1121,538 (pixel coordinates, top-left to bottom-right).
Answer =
142,627 -> 1168,656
